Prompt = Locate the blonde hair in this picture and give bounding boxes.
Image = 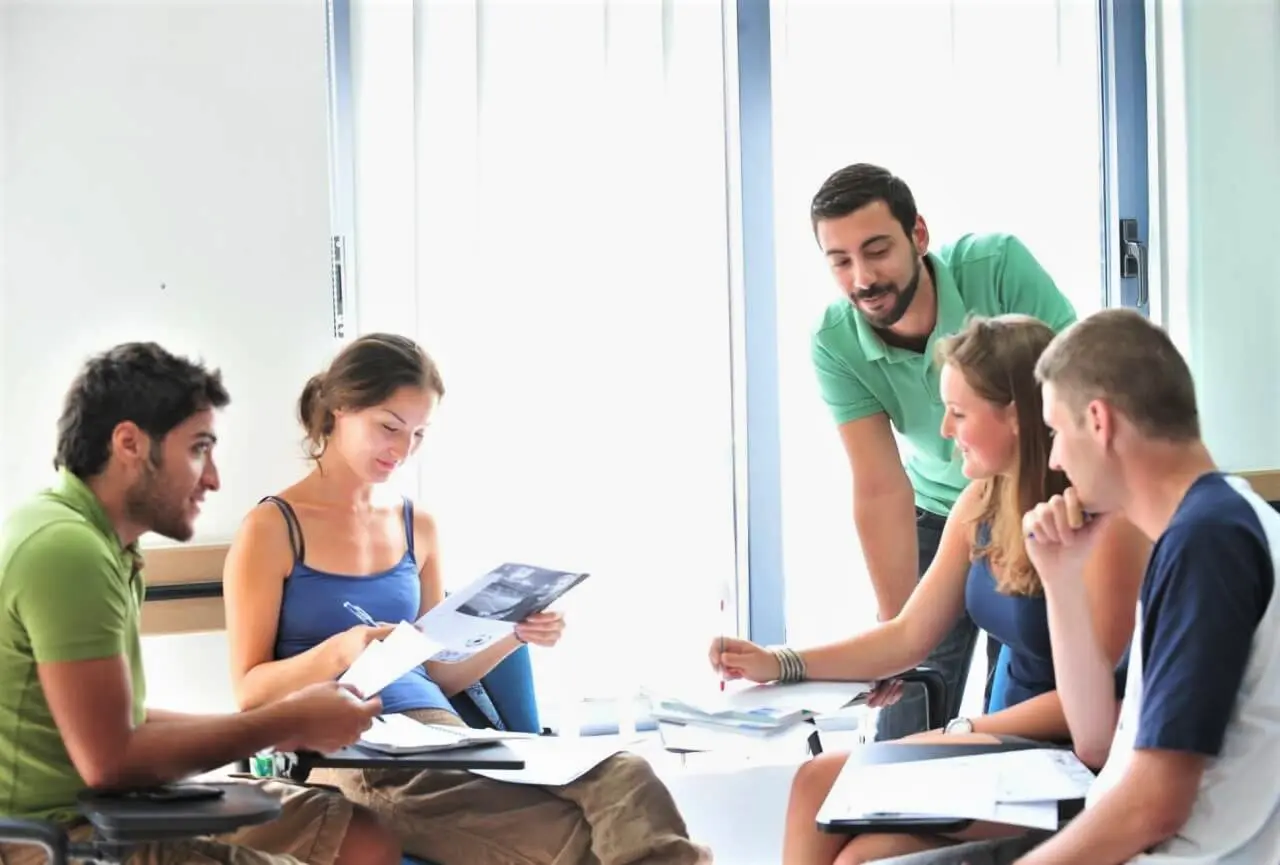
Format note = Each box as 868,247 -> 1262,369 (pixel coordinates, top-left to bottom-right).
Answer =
936,315 -> 1067,596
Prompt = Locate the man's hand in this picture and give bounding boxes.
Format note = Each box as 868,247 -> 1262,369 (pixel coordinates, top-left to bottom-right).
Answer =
1022,489 -> 1110,586
277,682 -> 383,753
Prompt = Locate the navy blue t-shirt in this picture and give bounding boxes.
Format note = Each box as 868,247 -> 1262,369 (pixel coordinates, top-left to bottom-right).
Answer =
1133,472 -> 1275,755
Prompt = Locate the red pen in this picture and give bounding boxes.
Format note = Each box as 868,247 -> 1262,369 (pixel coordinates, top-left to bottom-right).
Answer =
719,599 -> 726,691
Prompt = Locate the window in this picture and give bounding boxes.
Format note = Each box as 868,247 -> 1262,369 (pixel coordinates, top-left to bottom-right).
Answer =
768,0 -> 1109,643
393,0 -> 740,717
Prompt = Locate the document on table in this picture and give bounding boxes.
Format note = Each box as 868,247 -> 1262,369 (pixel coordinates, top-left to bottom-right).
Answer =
358,714 -> 536,755
339,621 -> 445,698
469,736 -> 642,786
646,680 -> 871,735
817,748 -> 1095,832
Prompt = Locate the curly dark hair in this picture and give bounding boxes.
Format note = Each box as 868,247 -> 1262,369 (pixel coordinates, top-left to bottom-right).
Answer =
55,342 -> 230,478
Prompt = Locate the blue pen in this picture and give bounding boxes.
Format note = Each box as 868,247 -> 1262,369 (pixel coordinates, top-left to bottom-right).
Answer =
344,601 -> 378,627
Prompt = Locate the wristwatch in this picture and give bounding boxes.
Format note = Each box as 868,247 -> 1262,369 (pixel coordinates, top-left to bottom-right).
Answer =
944,717 -> 975,735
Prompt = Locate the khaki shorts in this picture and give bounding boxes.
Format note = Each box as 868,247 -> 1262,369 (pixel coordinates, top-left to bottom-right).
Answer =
0,778 -> 352,865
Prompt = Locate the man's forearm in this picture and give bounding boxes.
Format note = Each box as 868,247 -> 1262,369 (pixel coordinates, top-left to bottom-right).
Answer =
1016,773 -> 1183,865
853,486 -> 920,619
107,703 -> 299,788
1042,583 -> 1118,765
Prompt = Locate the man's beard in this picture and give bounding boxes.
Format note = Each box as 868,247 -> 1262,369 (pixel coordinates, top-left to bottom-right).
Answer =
853,255 -> 922,329
125,459 -> 194,543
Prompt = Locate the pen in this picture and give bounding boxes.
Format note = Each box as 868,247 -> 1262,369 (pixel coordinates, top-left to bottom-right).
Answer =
344,601 -> 378,628
719,599 -> 726,692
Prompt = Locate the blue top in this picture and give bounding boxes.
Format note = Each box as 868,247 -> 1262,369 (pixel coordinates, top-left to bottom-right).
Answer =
965,523 -> 1055,712
1129,472 -> 1275,755
265,496 -> 454,716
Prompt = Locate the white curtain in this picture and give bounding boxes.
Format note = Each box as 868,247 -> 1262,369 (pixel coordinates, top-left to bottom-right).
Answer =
408,0 -> 738,718
769,0 -> 1105,654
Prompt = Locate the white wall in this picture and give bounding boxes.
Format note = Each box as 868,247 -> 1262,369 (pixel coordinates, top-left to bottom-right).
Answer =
1,0 -> 337,712
1150,0 -> 1280,472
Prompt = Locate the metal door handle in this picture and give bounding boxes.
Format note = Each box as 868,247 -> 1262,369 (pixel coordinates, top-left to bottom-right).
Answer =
1120,218 -> 1147,307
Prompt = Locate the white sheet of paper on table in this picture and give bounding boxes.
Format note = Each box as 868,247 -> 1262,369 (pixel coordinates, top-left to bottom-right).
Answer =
983,748 -> 1096,802
469,736 -> 644,786
817,749 -> 1090,831
654,680 -> 871,717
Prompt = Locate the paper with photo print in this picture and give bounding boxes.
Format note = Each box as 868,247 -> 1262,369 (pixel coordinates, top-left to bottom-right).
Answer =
414,563 -> 589,663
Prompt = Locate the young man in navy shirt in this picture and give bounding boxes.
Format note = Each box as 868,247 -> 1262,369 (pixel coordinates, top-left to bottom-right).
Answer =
877,308 -> 1280,865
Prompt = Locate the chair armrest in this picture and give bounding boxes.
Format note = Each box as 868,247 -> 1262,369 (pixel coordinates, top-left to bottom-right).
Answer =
893,667 -> 949,731
450,645 -> 542,733
0,818 -> 69,865
77,783 -> 282,844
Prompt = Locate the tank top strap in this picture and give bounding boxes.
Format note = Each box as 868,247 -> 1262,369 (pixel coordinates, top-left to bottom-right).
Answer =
402,497 -> 416,560
260,495 -> 305,567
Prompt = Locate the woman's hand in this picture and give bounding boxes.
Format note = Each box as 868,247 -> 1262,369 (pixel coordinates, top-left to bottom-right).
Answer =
708,636 -> 781,684
331,623 -> 397,670
514,611 -> 565,648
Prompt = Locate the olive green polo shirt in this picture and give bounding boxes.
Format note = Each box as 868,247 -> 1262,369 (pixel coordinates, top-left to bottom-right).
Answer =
0,470 -> 145,821
812,233 -> 1078,516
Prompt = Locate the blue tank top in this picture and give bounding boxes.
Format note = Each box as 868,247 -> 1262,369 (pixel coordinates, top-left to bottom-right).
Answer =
264,496 -> 454,716
965,523 -> 1055,712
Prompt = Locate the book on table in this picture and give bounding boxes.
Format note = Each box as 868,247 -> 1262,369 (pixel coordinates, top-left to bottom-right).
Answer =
646,679 -> 872,736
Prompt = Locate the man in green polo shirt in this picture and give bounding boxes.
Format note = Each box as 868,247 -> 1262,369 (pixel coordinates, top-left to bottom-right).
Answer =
808,163 -> 1077,740
0,342 -> 399,865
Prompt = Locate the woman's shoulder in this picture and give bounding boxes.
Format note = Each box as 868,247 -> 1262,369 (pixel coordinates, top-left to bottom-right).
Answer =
408,502 -> 439,545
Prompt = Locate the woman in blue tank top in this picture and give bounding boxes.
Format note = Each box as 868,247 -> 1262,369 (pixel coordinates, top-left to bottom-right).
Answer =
222,334 -> 707,865
714,316 -> 1151,865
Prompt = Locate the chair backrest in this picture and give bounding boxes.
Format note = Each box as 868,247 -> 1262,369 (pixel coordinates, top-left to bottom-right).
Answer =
448,645 -> 541,734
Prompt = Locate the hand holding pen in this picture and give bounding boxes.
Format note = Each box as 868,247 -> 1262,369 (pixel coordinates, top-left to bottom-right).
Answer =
336,602 -> 396,669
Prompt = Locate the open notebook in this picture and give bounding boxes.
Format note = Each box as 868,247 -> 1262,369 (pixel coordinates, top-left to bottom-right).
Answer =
358,714 -> 537,755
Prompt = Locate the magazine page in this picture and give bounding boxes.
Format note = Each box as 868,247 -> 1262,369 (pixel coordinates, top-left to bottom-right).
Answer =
414,563 -> 589,662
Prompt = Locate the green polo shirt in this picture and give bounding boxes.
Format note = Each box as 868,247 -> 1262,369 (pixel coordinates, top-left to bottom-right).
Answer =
0,470 -> 145,821
812,233 -> 1077,516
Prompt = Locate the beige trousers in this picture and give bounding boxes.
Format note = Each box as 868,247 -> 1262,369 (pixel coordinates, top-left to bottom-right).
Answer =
311,709 -> 710,865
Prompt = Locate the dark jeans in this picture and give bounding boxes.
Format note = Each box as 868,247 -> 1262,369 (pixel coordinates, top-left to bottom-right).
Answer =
873,508 -> 1001,740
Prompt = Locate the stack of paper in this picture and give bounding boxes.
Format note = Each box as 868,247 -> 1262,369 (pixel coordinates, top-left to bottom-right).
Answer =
358,714 -> 536,755
817,748 -> 1097,831
647,680 -> 870,737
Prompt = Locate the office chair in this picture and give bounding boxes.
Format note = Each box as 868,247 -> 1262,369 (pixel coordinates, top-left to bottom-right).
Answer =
0,782 -> 283,865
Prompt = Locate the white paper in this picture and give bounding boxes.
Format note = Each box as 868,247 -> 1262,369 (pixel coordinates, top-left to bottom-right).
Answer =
414,563 -> 589,663
651,680 -> 869,719
358,714 -> 536,754
657,719 -> 817,755
469,736 -> 641,786
819,755 -> 1001,824
984,748 -> 1096,803
338,621 -> 445,698
817,749 -> 1091,831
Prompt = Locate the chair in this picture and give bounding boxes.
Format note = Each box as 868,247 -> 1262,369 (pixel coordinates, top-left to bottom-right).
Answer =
0,782 -> 283,865
806,666 -> 949,755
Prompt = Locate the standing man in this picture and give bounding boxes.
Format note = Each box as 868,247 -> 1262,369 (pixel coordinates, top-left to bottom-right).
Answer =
808,163 -> 1077,739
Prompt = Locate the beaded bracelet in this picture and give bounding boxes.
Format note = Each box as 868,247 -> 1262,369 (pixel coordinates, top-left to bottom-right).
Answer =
769,646 -> 807,683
